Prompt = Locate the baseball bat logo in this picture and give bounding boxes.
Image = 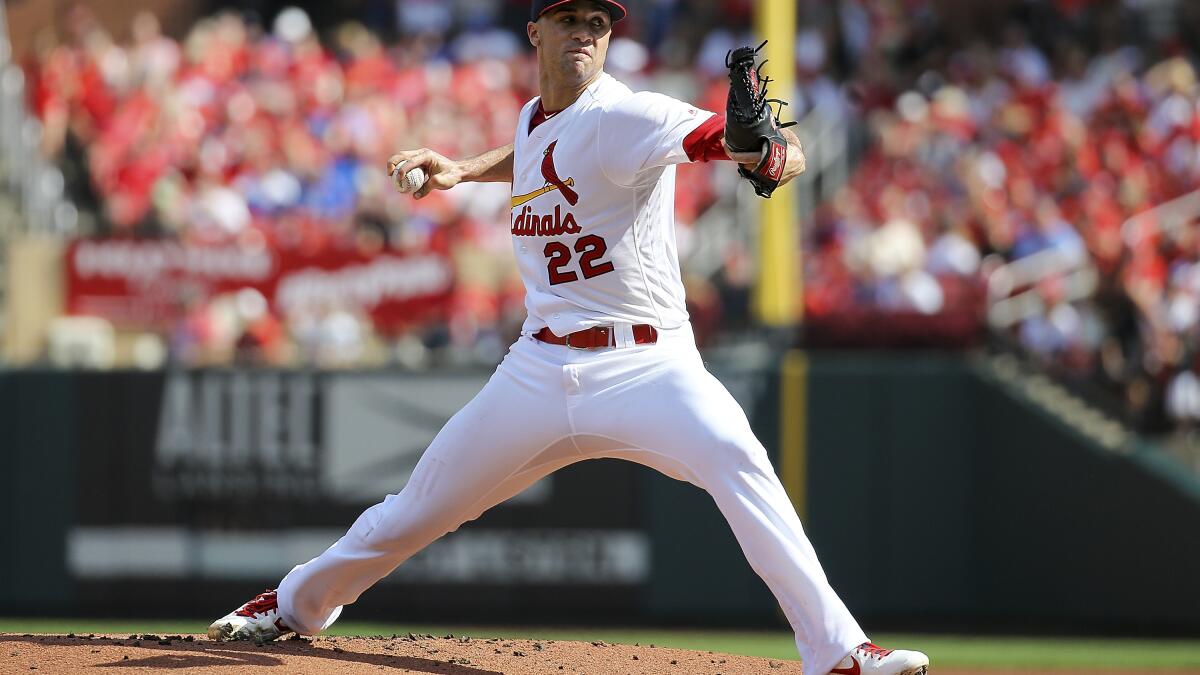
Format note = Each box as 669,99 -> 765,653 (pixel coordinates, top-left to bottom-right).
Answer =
511,140 -> 579,208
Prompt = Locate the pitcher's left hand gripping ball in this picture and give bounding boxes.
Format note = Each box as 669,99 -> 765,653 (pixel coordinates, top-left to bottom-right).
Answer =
725,41 -> 795,198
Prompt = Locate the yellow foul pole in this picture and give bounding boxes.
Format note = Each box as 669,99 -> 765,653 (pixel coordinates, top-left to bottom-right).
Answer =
753,0 -> 799,326
755,2 -> 806,523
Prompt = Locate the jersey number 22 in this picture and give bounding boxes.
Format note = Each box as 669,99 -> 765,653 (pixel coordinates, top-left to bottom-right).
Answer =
544,235 -> 615,285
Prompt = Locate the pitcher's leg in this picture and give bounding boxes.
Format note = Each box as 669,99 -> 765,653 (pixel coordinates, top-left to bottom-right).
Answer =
604,437 -> 866,674
278,365 -> 576,634
577,351 -> 866,674
702,446 -> 866,674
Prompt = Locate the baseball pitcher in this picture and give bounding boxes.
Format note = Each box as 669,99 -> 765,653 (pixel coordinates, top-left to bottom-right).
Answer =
210,2 -> 929,673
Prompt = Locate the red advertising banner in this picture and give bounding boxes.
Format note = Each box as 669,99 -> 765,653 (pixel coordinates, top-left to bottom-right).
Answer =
65,239 -> 455,333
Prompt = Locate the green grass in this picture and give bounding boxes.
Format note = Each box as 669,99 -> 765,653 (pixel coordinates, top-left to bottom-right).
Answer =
3,619 -> 1199,670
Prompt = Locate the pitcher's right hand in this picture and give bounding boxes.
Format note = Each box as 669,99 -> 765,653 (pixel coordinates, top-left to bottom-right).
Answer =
387,149 -> 463,199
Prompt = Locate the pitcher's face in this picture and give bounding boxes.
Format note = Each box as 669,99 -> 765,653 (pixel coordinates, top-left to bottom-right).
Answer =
528,2 -> 612,89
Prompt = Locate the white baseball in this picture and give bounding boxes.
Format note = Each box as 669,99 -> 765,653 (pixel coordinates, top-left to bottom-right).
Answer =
395,166 -> 427,194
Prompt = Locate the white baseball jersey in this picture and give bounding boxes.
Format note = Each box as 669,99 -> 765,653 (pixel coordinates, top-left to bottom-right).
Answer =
270,71 -> 870,675
510,73 -> 714,337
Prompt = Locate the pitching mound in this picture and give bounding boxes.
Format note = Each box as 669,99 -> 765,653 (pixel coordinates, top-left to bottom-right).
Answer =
6,633 -> 1192,674
2,633 -> 802,674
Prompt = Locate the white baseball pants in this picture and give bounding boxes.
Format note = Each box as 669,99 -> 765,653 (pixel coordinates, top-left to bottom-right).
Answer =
276,323 -> 866,674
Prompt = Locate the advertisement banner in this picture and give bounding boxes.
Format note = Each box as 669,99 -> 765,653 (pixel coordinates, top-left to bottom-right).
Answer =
64,239 -> 455,333
58,370 -> 651,621
0,363 -> 782,624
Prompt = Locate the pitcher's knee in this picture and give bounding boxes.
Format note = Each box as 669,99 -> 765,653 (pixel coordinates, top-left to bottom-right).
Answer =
353,495 -> 460,552
361,513 -> 453,552
707,436 -> 770,470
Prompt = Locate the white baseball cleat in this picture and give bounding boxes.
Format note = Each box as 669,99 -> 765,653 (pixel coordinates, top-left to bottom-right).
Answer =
207,589 -> 294,642
830,642 -> 930,674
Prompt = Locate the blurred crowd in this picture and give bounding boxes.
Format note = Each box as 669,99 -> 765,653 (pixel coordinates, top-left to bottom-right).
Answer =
21,1 -> 748,368
25,5 -> 524,368
15,0 -> 1200,434
802,0 -> 1200,432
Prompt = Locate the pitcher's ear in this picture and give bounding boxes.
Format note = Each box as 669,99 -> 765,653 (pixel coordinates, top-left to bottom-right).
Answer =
527,22 -> 539,47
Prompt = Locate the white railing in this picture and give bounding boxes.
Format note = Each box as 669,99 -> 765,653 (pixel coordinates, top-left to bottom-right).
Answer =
0,0 -> 82,352
0,0 -> 73,238
0,0 -> 11,348
986,188 -> 1200,330
986,247 -> 1098,329
791,109 -> 849,222
1121,188 -> 1200,252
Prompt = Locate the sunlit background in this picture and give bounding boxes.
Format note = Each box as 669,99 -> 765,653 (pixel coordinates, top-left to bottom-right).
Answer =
1,0 -> 1199,669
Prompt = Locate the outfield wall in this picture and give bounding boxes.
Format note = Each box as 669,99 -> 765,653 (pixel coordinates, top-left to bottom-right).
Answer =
1,354 -> 1197,632
801,353 -> 1200,633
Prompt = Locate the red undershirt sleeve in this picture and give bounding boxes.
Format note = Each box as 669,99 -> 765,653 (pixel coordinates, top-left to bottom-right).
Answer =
682,114 -> 728,163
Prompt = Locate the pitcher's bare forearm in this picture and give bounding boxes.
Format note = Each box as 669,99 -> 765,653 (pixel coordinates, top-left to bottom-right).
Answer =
778,128 -> 806,185
459,144 -> 514,183
387,144 -> 514,199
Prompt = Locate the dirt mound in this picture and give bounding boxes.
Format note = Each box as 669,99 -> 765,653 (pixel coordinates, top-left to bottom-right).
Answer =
7,633 -> 1192,674
1,633 -> 802,674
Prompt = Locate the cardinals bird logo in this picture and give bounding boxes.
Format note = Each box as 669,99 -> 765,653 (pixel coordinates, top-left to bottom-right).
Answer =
511,140 -> 579,208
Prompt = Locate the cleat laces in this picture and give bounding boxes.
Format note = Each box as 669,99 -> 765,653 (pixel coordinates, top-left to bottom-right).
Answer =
235,590 -> 279,618
858,642 -> 894,660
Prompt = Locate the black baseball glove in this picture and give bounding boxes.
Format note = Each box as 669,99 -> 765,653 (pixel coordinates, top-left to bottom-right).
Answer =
725,41 -> 795,198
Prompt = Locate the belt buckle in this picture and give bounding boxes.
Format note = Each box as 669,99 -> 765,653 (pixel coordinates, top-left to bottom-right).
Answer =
565,326 -> 611,350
